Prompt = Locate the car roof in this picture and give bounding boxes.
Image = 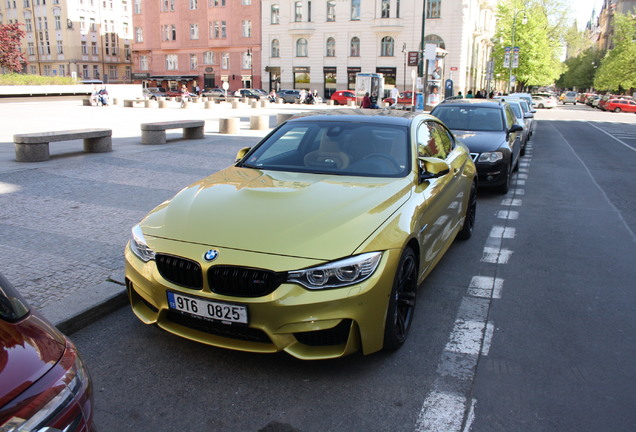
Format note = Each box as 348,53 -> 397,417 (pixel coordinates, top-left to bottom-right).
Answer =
438,98 -> 507,109
286,108 -> 434,126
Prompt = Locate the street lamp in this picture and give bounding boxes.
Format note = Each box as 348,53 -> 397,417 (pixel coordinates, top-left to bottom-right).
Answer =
402,43 -> 407,90
246,48 -> 253,89
508,9 -> 527,93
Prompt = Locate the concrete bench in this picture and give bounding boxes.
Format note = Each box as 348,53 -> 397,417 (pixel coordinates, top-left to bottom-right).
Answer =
14,128 -> 112,162
124,99 -> 146,107
140,120 -> 205,145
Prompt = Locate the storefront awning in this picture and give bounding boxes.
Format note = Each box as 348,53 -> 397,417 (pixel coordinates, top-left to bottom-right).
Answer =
149,75 -> 199,81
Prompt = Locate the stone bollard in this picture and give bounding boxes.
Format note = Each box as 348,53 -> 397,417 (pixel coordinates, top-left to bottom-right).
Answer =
231,100 -> 240,109
260,100 -> 269,108
250,115 -> 269,130
181,101 -> 192,109
204,100 -> 215,109
347,100 -> 356,107
276,113 -> 294,125
327,100 -> 334,106
112,98 -> 123,106
145,100 -> 158,108
250,100 -> 258,109
159,100 -> 170,108
83,99 -> 92,106
219,117 -> 239,134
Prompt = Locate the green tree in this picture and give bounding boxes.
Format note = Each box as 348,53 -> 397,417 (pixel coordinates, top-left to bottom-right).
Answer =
593,13 -> 636,92
0,23 -> 26,73
556,48 -> 605,90
493,0 -> 567,92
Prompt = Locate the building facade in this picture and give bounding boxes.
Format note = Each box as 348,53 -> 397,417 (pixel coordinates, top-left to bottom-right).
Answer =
260,0 -> 496,98
0,0 -> 133,82
130,0 -> 261,93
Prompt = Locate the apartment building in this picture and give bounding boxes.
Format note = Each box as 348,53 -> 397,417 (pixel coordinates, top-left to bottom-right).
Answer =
130,0 -> 261,93
261,0 -> 497,98
0,0 -> 133,81
594,0 -> 636,51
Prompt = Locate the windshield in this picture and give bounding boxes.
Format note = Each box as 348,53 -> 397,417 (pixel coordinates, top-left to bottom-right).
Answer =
432,106 -> 503,132
239,121 -> 410,178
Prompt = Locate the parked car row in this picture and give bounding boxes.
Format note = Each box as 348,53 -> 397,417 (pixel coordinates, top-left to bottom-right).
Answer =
576,92 -> 636,113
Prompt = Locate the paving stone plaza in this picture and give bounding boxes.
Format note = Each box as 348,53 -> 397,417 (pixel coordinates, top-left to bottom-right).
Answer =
0,97 -> 332,328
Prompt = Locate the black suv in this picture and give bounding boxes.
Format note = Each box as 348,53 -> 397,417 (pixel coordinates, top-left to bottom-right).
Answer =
431,99 -> 523,194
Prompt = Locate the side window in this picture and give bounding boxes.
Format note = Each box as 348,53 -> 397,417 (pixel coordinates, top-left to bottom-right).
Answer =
504,106 -> 515,129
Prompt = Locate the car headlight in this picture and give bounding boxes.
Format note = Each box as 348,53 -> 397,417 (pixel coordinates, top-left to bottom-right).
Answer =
477,151 -> 504,163
130,224 -> 155,262
287,252 -> 382,290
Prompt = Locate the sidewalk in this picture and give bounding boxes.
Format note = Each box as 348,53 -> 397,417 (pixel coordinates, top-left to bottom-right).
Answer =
0,97 -> 333,334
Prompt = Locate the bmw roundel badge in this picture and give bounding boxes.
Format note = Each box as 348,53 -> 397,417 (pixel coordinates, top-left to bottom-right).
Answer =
204,249 -> 219,262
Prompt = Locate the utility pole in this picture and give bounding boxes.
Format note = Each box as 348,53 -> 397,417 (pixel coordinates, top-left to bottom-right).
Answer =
417,2 -> 427,110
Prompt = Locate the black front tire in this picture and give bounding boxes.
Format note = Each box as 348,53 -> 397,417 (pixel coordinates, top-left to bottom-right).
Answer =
457,181 -> 476,240
383,248 -> 418,351
497,164 -> 511,194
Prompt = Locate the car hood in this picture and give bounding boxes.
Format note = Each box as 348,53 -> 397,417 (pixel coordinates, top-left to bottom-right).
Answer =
451,130 -> 506,153
0,315 -> 66,408
141,167 -> 413,260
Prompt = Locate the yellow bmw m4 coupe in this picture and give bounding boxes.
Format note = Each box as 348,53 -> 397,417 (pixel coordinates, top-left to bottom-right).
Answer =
125,110 -> 477,360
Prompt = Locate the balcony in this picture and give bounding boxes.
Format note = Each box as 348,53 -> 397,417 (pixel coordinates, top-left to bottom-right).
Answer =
288,21 -> 316,35
371,18 -> 404,32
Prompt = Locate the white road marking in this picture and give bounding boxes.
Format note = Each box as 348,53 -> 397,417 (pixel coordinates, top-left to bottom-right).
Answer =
445,320 -> 487,355
489,226 -> 516,239
481,322 -> 495,356
468,276 -> 504,299
496,210 -> 519,220
482,247 -> 513,264
415,391 -> 467,432
501,198 -> 522,206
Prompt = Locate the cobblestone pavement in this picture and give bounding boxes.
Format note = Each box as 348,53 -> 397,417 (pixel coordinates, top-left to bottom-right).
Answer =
0,97 -> 333,325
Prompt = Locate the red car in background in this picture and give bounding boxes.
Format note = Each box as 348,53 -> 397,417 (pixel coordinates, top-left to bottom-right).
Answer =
0,272 -> 95,431
604,99 -> 636,113
330,90 -> 356,105
383,91 -> 423,109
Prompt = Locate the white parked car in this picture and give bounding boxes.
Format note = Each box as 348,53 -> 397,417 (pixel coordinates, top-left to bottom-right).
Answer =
562,91 -> 578,105
532,95 -> 556,109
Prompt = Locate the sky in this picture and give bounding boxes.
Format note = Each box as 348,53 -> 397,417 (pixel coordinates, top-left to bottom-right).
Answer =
570,0 -> 603,30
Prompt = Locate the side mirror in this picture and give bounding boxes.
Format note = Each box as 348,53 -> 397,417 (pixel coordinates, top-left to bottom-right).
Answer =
524,112 -> 535,118
509,124 -> 523,133
419,157 -> 450,182
235,147 -> 251,163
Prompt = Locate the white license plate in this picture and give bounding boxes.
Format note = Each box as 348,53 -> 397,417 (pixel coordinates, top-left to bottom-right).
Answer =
167,291 -> 248,325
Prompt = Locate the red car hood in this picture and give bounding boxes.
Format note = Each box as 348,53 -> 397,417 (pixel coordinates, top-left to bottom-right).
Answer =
0,315 -> 66,409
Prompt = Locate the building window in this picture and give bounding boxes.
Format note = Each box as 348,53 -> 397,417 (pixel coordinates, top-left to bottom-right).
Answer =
294,1 -> 302,21
92,65 -> 98,78
91,41 -> 98,55
271,39 -> 280,57
81,41 -> 87,55
350,36 -> 360,56
109,65 -> 117,79
133,0 -> 141,13
26,18 -> 33,31
82,65 -> 89,78
135,27 -> 143,42
241,0 -> 250,4
190,23 -> 199,39
381,0 -> 389,18
380,36 -> 394,56
296,38 -> 308,57
189,0 -> 197,9
213,0 -> 225,6
190,53 -> 197,69
271,5 -> 279,24
59,64 -> 65,76
242,20 -> 251,37
326,0 -> 335,21
166,54 -> 178,70
56,40 -> 63,54
427,0 -> 441,19
326,37 -> 335,56
203,51 -> 215,64
27,42 -> 35,55
140,55 -> 148,70
221,52 -> 229,69
79,16 -> 85,30
90,18 -> 96,31
221,21 -> 226,38
396,0 -> 400,17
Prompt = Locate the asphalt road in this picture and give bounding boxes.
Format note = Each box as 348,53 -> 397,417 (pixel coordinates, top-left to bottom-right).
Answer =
70,103 -> 636,432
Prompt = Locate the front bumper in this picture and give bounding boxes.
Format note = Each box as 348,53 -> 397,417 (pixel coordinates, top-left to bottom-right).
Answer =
125,241 -> 401,360
474,160 -> 509,188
